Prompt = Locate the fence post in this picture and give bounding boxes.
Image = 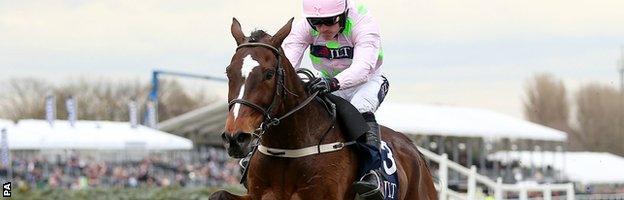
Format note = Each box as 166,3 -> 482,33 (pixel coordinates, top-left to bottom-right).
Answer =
543,184 -> 552,200
495,177 -> 503,200
467,165 -> 477,199
566,183 -> 575,200
439,153 -> 448,200
519,184 -> 528,200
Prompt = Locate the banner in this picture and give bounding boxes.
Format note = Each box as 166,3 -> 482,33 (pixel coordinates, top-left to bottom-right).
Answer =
45,95 -> 56,127
146,101 -> 157,128
128,100 -> 138,128
66,96 -> 77,127
0,129 -> 9,168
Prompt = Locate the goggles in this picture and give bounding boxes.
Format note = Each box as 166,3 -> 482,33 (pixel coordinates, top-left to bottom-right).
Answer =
307,15 -> 340,27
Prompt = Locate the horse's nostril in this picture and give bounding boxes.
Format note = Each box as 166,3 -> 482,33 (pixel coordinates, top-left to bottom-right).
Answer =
236,133 -> 248,143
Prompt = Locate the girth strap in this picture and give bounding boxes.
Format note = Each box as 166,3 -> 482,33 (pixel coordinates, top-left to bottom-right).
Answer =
257,141 -> 356,158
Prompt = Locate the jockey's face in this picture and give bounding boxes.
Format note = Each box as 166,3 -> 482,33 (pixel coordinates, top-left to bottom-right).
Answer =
308,15 -> 341,40
316,22 -> 341,40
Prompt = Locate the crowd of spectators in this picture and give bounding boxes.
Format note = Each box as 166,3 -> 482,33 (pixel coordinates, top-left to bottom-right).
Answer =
0,147 -> 241,190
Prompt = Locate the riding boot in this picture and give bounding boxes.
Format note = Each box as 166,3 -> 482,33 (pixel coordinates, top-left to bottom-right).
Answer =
353,169 -> 384,200
352,120 -> 384,200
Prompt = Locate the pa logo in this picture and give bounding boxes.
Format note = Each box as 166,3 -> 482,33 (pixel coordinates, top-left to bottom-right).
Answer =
2,182 -> 10,197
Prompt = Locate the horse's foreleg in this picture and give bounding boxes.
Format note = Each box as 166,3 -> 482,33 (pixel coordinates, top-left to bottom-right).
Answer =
209,190 -> 251,200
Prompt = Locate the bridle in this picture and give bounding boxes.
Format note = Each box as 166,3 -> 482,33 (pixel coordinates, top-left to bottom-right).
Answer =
228,42 -> 319,139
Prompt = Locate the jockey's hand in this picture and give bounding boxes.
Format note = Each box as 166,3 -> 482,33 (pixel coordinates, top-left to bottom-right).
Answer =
308,77 -> 340,94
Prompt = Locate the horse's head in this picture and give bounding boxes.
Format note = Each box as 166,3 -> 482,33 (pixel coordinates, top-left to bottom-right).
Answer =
222,18 -> 294,158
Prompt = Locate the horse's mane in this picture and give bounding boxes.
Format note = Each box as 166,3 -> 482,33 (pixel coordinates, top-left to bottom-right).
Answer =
249,30 -> 270,42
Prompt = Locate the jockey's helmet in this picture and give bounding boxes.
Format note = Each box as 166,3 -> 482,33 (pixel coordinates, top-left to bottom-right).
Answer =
303,0 -> 349,32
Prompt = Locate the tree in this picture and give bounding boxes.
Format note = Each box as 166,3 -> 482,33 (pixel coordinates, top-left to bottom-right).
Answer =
157,79 -> 211,121
575,83 -> 624,155
0,78 -> 51,120
0,78 -> 216,123
523,73 -> 571,132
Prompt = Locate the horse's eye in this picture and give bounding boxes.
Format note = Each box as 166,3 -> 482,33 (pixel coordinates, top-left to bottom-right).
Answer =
264,70 -> 275,80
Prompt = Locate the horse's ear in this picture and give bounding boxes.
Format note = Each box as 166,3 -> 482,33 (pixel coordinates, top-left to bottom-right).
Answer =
231,18 -> 246,45
270,17 -> 294,48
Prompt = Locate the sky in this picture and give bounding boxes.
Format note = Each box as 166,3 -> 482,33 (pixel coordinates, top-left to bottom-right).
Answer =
1,0 -> 624,118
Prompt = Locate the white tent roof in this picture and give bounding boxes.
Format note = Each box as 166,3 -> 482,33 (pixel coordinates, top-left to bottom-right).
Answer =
488,151 -> 624,184
0,119 -> 13,130
376,103 -> 567,141
4,119 -> 192,150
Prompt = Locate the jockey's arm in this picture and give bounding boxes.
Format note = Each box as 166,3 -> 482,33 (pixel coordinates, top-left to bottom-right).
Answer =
334,18 -> 381,90
283,20 -> 313,69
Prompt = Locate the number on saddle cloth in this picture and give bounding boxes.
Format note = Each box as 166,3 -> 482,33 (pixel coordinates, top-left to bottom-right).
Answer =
380,141 -> 400,200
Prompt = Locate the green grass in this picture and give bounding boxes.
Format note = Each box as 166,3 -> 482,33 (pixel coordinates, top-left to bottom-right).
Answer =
12,185 -> 247,200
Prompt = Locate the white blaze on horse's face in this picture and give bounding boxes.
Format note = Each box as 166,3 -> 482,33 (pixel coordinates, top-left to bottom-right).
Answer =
233,54 -> 260,120
233,85 -> 245,119
241,55 -> 258,78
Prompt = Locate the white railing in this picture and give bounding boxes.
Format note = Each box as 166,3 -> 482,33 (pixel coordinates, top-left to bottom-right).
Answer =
574,193 -> 624,200
417,147 -> 575,200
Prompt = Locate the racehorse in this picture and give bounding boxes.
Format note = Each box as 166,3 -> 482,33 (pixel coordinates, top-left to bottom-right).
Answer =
209,18 -> 437,200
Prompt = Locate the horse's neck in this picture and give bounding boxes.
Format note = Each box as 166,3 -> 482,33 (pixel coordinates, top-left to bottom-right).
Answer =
260,72 -> 339,149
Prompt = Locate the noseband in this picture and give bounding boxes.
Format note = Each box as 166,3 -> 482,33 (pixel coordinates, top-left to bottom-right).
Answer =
228,42 -> 319,138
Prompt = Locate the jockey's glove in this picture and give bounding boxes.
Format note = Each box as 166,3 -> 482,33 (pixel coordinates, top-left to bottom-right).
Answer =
309,77 -> 340,94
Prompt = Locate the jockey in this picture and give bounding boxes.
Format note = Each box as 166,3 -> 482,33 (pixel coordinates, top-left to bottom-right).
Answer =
283,0 -> 388,199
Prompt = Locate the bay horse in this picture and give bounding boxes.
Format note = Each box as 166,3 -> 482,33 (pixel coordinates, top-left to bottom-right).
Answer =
210,18 -> 437,200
